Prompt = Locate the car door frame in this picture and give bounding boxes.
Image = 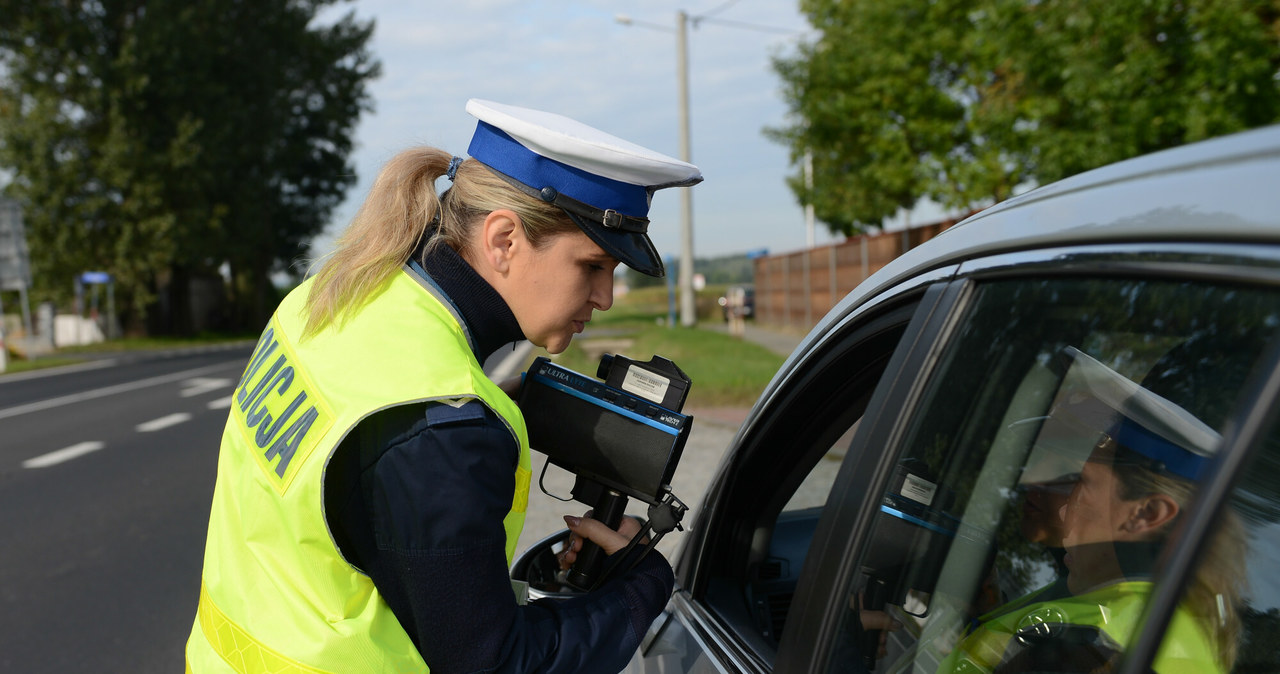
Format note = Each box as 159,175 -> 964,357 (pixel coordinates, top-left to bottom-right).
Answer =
773,277 -> 975,673
635,273 -> 959,673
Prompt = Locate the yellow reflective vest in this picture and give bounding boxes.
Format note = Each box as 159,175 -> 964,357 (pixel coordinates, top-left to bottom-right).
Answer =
942,580 -> 1224,674
186,268 -> 532,674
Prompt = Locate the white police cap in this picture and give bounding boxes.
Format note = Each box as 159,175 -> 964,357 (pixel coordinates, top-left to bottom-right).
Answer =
465,99 -> 702,277
1023,347 -> 1221,483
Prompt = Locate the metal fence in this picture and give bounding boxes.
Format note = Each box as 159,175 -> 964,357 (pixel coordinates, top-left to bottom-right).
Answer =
752,217 -> 961,332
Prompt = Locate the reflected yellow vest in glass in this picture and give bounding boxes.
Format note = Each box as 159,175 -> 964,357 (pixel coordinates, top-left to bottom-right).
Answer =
186,270 -> 531,673
942,581 -> 1223,674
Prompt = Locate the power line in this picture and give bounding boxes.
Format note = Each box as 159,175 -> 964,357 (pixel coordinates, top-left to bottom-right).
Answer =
693,15 -> 808,35
697,0 -> 741,20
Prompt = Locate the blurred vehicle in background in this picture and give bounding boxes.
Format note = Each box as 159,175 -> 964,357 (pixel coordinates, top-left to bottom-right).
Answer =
718,284 -> 754,322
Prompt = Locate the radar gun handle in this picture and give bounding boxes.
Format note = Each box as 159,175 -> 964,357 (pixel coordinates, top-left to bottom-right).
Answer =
566,489 -> 628,591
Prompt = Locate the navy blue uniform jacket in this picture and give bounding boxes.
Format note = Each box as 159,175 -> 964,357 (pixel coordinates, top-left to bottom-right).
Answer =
323,241 -> 674,673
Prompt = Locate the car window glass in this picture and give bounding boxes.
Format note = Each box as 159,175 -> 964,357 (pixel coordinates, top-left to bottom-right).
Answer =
1160,422 -> 1280,673
785,421 -> 860,512
709,306 -> 914,660
823,277 -> 1279,674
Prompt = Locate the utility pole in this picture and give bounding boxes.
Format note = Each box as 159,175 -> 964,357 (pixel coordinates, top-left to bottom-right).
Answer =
617,9 -> 802,327
675,10 -> 696,327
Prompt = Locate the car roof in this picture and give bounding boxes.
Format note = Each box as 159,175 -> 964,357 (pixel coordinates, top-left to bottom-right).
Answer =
808,123 -> 1280,340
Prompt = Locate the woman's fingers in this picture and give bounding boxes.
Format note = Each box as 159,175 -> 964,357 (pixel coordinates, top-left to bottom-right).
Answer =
564,515 -> 631,554
858,609 -> 901,658
558,516 -> 585,569
858,610 -> 900,633
617,515 -> 642,539
557,511 -> 648,568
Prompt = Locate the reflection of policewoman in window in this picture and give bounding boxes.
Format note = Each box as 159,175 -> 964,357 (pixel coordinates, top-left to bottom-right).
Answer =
943,349 -> 1247,674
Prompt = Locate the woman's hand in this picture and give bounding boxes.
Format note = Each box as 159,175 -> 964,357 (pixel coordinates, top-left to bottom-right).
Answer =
859,609 -> 901,658
848,593 -> 902,658
558,512 -> 644,570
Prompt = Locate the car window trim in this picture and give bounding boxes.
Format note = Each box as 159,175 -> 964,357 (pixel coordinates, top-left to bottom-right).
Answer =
775,280 -> 976,673
1120,334 -> 1280,674
785,264 -> 959,379
956,242 -> 1280,287
655,591 -> 771,674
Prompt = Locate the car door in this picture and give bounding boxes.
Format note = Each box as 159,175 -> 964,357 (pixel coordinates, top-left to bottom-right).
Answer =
776,243 -> 1280,673
624,278 -> 945,673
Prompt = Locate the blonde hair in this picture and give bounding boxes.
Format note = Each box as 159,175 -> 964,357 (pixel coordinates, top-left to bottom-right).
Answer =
1108,441 -> 1246,670
303,147 -> 577,338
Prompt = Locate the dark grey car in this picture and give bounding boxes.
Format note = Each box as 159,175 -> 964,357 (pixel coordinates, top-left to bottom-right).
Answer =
609,125 -> 1280,674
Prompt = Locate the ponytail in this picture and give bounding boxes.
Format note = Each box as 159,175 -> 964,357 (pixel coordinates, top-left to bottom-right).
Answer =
302,146 -> 579,339
303,148 -> 451,338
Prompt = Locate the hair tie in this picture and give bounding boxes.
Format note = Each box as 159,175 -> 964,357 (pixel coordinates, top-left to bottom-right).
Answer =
446,156 -> 463,181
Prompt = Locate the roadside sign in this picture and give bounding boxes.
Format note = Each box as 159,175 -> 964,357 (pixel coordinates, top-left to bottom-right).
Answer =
0,198 -> 31,291
80,271 -> 112,284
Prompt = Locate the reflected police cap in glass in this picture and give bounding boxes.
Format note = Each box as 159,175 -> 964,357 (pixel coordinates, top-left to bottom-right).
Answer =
1021,347 -> 1221,484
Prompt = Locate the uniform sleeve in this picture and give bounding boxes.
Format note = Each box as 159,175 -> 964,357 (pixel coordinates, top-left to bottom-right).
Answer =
357,399 -> 675,674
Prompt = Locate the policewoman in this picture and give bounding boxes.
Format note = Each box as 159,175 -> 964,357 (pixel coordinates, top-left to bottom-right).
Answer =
186,99 -> 701,673
941,349 -> 1245,674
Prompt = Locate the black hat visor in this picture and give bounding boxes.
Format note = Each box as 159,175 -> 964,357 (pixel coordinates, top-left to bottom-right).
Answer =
563,209 -> 664,277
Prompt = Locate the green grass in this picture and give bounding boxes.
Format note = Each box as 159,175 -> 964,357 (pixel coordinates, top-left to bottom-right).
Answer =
2,355 -> 92,374
545,285 -> 785,408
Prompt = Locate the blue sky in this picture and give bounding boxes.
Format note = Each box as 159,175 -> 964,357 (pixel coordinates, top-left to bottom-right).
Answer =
310,0 -> 860,264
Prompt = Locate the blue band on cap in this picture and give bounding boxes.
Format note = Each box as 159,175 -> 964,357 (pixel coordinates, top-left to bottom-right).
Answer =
1110,418 -> 1210,481
468,122 -> 651,217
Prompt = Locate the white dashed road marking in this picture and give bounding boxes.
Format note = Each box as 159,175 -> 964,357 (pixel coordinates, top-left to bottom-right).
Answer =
23,442 -> 106,469
207,396 -> 234,410
0,361 -> 239,421
181,377 -> 232,397
136,413 -> 193,432
15,361 -> 243,469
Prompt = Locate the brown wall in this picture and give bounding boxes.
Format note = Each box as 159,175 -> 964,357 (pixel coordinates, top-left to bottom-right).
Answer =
752,218 -> 962,332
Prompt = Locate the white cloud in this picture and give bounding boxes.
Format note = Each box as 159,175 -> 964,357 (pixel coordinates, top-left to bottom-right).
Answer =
313,0 -> 842,263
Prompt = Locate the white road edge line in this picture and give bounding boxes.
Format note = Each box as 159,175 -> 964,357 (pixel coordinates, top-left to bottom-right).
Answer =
23,441 -> 106,469
136,412 -> 193,432
0,358 -> 118,383
0,359 -> 244,421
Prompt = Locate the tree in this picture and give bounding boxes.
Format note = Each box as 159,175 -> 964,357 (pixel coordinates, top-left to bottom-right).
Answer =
0,0 -> 378,333
985,0 -> 1280,184
771,0 -> 1280,237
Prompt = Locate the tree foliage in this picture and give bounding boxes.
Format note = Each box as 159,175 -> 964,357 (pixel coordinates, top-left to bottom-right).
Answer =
771,0 -> 1280,237
0,0 -> 378,332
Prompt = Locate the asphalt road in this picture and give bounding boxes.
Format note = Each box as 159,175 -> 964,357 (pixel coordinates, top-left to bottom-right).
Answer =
0,341 -> 748,672
0,344 -> 254,673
